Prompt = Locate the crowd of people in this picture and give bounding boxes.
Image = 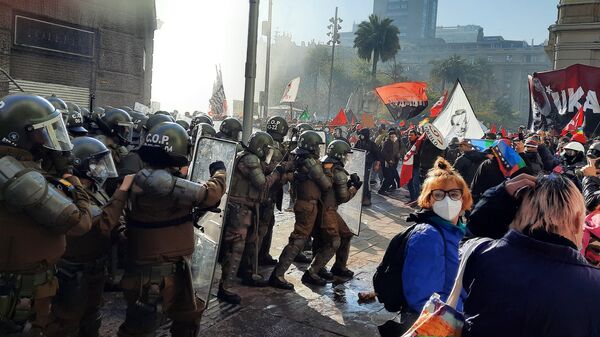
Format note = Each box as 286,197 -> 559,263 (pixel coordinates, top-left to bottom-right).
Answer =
2,91 -> 600,337
364,123 -> 600,336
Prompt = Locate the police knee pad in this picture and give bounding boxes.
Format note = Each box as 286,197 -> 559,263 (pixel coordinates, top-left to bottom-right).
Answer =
331,237 -> 342,251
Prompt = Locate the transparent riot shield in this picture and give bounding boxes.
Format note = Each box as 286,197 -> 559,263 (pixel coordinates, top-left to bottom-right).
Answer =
188,137 -> 238,305
338,148 -> 366,236
315,130 -> 327,157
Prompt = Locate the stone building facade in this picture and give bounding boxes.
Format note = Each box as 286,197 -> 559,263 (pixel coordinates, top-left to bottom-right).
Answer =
547,0 -> 600,69
0,0 -> 155,109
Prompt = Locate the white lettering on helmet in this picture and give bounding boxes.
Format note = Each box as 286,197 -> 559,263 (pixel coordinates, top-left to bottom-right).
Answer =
0,101 -> 5,109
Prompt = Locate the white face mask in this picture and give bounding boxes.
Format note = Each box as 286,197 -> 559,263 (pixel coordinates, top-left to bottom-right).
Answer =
432,196 -> 463,222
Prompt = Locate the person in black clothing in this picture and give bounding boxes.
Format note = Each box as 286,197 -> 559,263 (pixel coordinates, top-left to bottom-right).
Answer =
354,128 -> 381,206
405,130 -> 421,202
378,130 -> 401,195
522,138 -> 544,175
470,139 -> 531,204
453,139 -> 487,186
445,137 -> 461,165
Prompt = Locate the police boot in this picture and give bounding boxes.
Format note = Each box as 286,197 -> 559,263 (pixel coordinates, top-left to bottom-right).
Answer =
293,251 -> 312,263
306,237 -> 340,285
301,270 -> 327,286
79,310 -> 102,337
269,238 -> 304,290
219,240 -> 245,305
170,321 -> 200,337
331,237 -> 354,279
317,268 -> 334,282
241,273 -> 269,287
259,219 -> 277,266
217,283 -> 241,305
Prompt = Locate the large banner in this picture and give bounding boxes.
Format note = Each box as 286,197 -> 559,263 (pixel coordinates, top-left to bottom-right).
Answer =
375,82 -> 428,121
280,77 -> 301,103
432,80 -> 485,141
529,64 -> 600,135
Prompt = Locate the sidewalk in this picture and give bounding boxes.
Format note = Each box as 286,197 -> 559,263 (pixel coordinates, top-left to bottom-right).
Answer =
100,189 -> 414,337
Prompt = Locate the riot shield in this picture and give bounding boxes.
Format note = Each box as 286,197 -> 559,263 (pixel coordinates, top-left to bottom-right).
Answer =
188,136 -> 238,305
338,148 -> 366,236
315,130 -> 327,157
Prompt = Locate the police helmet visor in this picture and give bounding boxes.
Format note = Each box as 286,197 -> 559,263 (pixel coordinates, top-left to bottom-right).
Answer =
116,121 -> 134,143
30,114 -> 73,151
88,152 -> 118,186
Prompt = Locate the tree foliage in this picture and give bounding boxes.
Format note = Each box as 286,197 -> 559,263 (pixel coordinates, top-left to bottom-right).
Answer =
353,14 -> 400,82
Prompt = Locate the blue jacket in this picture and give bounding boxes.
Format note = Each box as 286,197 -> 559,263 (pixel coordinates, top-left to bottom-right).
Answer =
402,211 -> 466,313
463,230 -> 600,337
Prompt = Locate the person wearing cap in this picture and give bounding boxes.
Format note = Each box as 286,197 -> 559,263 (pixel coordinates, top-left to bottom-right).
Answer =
557,141 -> 586,190
445,137 -> 461,165
453,139 -> 487,186
523,138 -> 543,175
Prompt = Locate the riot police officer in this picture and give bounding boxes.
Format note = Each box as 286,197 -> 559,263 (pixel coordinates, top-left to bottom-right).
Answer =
259,116 -> 290,265
216,117 -> 242,142
219,131 -> 292,304
0,94 -> 93,336
189,114 -> 214,133
269,131 -> 332,290
305,140 -> 361,286
144,113 -> 174,133
65,106 -> 88,137
129,110 -> 150,148
191,123 -> 217,148
118,122 -> 227,337
47,136 -> 131,337
96,108 -> 137,195
216,117 -> 243,152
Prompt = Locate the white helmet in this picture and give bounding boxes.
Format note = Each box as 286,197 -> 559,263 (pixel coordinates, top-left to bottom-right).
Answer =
563,141 -> 585,153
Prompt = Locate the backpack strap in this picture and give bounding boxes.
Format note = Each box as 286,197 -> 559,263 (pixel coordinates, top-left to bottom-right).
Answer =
447,237 -> 492,309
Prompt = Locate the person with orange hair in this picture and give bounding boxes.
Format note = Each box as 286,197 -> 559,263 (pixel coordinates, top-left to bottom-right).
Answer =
401,157 -> 473,316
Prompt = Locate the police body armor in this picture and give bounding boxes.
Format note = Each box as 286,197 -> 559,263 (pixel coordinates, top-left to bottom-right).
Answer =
294,155 -> 331,201
322,160 -> 353,210
229,151 -> 264,203
0,156 -> 81,234
127,168 -> 207,263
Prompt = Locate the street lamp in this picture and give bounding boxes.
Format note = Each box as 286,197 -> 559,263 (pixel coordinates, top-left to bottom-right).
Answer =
326,7 -> 341,122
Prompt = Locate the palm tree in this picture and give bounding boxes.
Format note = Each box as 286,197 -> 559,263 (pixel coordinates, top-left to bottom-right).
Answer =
353,14 -> 400,83
430,55 -> 470,91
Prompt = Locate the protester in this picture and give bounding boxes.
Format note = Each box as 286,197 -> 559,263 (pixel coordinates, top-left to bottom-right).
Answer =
522,138 -> 543,174
453,139 -> 487,186
462,174 -> 600,337
400,158 -> 472,324
354,128 -> 381,206
470,138 -> 529,204
445,137 -> 461,164
378,130 -> 401,196
405,130 -> 421,202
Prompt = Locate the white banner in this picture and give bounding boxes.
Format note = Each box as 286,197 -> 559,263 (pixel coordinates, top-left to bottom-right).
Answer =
432,80 -> 485,141
280,77 -> 301,103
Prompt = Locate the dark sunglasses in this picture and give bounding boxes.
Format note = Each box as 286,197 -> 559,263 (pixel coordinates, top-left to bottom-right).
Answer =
431,189 -> 463,201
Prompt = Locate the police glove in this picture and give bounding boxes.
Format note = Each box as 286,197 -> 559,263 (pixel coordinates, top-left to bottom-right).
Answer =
209,161 -> 226,176
49,150 -> 74,175
349,173 -> 362,190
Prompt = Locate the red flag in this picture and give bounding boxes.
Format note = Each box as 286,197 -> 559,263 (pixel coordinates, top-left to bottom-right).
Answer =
400,134 -> 425,187
375,82 -> 429,121
329,108 -> 348,126
429,90 -> 448,118
561,106 -> 585,136
490,124 -> 497,134
501,127 -> 507,138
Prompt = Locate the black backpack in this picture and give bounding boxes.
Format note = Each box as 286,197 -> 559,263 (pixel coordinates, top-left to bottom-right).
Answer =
373,223 -> 445,313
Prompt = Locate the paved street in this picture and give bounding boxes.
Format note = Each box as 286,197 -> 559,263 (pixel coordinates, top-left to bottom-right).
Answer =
101,188 -> 414,337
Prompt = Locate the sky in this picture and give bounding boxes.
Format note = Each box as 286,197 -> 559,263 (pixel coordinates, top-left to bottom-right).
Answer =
151,0 -> 558,113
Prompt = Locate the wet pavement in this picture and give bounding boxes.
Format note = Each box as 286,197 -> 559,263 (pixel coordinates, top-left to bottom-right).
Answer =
100,187 -> 414,337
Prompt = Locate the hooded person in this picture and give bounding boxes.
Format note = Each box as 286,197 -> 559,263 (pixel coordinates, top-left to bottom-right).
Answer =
354,128 -> 381,206
452,139 -> 488,186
